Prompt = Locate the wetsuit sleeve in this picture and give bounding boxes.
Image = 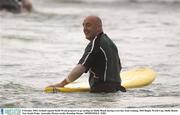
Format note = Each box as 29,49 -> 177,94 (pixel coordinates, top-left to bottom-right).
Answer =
78,39 -> 98,73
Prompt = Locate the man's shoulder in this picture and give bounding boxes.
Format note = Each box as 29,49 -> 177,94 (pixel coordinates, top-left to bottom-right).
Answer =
100,33 -> 113,44
100,33 -> 118,51
101,33 -> 109,38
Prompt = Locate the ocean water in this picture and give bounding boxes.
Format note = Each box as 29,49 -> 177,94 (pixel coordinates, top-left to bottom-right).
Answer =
0,0 -> 180,108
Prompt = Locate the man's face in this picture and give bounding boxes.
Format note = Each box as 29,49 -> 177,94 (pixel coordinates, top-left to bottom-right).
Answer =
83,18 -> 98,41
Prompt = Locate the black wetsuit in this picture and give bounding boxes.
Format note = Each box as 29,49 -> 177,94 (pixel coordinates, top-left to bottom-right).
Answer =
78,32 -> 126,93
0,0 -> 22,13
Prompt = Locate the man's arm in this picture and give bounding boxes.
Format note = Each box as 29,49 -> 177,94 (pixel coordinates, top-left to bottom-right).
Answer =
47,64 -> 86,87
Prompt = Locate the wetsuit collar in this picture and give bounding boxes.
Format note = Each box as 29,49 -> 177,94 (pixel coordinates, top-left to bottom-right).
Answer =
96,32 -> 104,39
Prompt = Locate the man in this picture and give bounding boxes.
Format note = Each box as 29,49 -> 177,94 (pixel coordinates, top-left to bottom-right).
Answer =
48,16 -> 126,93
0,0 -> 32,13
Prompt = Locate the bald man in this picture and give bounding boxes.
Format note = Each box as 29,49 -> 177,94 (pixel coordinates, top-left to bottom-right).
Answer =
48,16 -> 126,93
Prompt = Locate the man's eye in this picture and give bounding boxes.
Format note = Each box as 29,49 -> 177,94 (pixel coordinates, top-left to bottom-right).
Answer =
86,24 -> 91,27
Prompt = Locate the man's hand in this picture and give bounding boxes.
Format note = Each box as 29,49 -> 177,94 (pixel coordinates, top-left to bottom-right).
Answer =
46,64 -> 86,88
46,84 -> 64,88
46,79 -> 69,88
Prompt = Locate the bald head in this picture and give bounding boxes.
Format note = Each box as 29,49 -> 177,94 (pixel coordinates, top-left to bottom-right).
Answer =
83,16 -> 103,41
84,16 -> 102,27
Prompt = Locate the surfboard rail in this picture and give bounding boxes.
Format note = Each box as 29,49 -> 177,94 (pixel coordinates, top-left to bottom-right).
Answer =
44,67 -> 156,93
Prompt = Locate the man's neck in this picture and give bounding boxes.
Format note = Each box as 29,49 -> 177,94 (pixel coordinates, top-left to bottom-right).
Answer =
89,32 -> 104,42
97,32 -> 103,38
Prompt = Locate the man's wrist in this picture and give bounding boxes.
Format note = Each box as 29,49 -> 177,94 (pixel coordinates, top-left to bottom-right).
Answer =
65,77 -> 71,83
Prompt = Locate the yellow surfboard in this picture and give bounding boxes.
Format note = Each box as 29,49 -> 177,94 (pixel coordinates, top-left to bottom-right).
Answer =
44,67 -> 156,93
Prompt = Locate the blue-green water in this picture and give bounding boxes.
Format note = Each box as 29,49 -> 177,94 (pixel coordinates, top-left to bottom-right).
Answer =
0,0 -> 180,108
